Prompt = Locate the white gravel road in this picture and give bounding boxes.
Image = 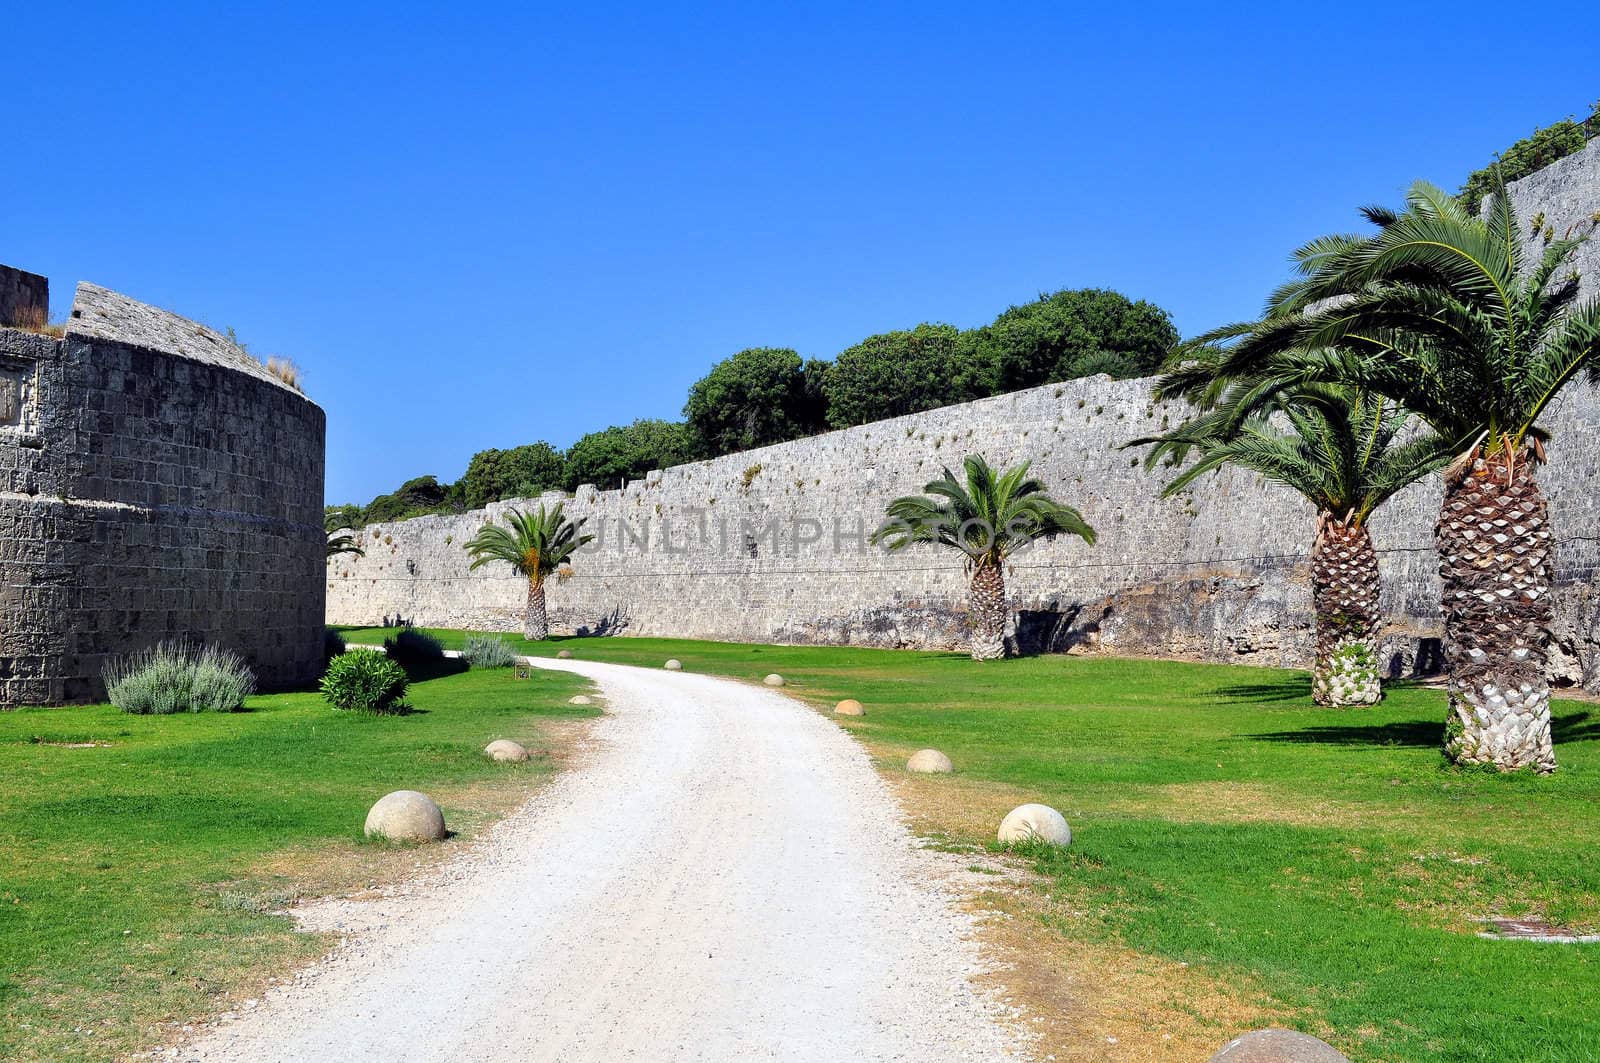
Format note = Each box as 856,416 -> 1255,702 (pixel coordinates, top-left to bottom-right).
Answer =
177,658 -> 1020,1062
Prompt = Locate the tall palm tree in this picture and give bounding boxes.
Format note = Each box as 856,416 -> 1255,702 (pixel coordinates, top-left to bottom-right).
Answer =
1182,181 -> 1599,771
871,455 -> 1096,660
1138,383 -> 1452,706
464,503 -> 595,641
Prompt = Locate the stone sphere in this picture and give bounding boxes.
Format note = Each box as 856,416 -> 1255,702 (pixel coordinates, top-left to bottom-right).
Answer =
484,739 -> 528,763
664,659 -> 683,671
569,694 -> 594,706
764,673 -> 785,687
907,749 -> 954,774
834,699 -> 865,716
1208,1029 -> 1351,1063
556,649 -> 573,659
364,790 -> 446,843
997,803 -> 1071,847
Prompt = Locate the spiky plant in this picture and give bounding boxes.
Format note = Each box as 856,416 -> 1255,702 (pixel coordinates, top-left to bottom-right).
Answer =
464,503 -> 594,640
1174,181 -> 1599,771
1139,383 -> 1452,706
326,531 -> 365,559
871,455 -> 1096,660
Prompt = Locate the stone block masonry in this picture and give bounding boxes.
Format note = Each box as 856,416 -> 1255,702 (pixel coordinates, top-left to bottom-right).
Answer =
0,265 -> 49,329
0,278 -> 326,706
327,143 -> 1600,692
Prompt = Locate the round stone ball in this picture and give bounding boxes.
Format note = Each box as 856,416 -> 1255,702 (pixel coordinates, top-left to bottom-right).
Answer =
764,673 -> 785,687
997,803 -> 1071,847
664,659 -> 683,671
364,790 -> 446,843
1208,1029 -> 1351,1063
556,649 -> 573,659
834,699 -> 865,716
569,694 -> 594,706
484,739 -> 528,763
907,749 -> 954,774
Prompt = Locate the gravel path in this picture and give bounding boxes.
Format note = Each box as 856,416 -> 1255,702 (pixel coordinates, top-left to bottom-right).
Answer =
177,658 -> 1020,1062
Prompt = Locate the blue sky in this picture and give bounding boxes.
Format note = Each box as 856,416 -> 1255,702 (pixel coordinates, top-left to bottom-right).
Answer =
5,2 -> 1594,505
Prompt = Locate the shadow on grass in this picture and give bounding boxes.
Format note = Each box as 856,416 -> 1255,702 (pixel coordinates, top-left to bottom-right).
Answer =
1248,711 -> 1597,749
402,658 -> 470,684
1214,676 -> 1314,704
1552,710 -> 1599,744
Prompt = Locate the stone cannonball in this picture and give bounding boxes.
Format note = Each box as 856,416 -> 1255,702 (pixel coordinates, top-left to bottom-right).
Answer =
364,790 -> 447,843
569,694 -> 594,706
484,739 -> 529,762
1208,1029 -> 1351,1063
997,803 -> 1071,847
907,749 -> 954,774
664,659 -> 683,671
764,673 -> 785,687
556,649 -> 573,659
834,699 -> 865,716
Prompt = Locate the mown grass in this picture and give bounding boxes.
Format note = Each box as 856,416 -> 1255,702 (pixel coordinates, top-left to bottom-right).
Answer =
0,663 -> 594,1063
339,627 -> 1600,1062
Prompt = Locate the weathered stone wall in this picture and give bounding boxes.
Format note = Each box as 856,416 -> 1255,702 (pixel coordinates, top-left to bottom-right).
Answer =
326,143 -> 1600,689
0,265 -> 49,328
0,282 -> 326,706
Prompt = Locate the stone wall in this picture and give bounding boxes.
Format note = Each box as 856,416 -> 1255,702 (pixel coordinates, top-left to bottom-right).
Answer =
0,265 -> 49,329
0,281 -> 326,706
326,142 -> 1600,690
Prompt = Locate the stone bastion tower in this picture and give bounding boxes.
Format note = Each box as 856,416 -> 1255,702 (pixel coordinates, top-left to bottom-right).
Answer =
0,265 -> 326,706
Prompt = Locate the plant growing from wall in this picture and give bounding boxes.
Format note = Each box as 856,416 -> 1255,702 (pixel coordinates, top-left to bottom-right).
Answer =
464,502 -> 595,641
871,455 -> 1096,660
1177,181 -> 1600,772
1136,383 -> 1452,706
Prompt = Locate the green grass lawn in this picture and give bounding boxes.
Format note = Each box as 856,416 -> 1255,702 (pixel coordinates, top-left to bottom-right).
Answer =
0,662 -> 594,1063
340,626 -> 1600,1063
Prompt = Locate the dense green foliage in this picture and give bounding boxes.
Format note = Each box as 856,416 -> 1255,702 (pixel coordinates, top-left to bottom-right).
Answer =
337,628 -> 1600,1063
1458,100 -> 1598,213
329,287 -> 1178,527
102,641 -> 256,715
0,666 -> 595,1062
319,648 -> 411,713
683,347 -> 829,457
460,442 -> 566,509
822,324 -> 989,427
563,419 -> 696,490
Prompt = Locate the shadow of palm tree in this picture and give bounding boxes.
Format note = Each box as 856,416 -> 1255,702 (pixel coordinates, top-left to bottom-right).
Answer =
1552,710 -> 1598,744
1246,719 -> 1442,747
1213,677 -> 1314,704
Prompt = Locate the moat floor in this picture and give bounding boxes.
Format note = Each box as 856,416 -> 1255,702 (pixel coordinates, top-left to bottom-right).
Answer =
177,659 -> 1017,1062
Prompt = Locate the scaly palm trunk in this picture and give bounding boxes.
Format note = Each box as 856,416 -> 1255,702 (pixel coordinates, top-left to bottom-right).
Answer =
968,559 -> 1008,661
525,578 -> 550,641
1310,515 -> 1383,707
1436,445 -> 1555,773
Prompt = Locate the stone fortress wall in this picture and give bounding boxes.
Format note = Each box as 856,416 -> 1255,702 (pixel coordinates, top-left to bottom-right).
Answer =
0,272 -> 327,706
326,141 -> 1600,691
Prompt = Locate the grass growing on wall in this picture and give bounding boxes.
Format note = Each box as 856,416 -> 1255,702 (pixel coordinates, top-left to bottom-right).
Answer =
338,627 -> 1600,1063
0,665 -> 596,1063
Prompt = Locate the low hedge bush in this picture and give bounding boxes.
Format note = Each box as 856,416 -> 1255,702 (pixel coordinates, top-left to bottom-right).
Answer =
103,641 -> 256,714
321,649 -> 411,714
462,634 -> 517,669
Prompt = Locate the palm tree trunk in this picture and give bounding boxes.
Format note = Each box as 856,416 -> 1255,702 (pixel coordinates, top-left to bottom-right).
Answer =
525,578 -> 550,641
1310,515 -> 1382,707
1436,446 -> 1555,773
968,560 -> 1008,661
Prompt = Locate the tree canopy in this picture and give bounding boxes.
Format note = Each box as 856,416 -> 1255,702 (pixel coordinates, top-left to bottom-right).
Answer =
564,419 -> 696,491
975,288 -> 1179,391
823,324 -> 989,429
461,442 -> 565,509
683,347 -> 829,457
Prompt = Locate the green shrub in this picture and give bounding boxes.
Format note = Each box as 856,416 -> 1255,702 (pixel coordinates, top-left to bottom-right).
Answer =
103,641 -> 256,714
383,628 -> 444,665
324,626 -> 347,663
462,634 -> 517,669
320,649 -> 410,714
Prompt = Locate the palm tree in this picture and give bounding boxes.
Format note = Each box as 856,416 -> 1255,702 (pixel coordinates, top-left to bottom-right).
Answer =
464,503 -> 595,640
1138,383 -> 1452,706
326,531 -> 365,559
1183,181 -> 1599,771
871,455 -> 1096,660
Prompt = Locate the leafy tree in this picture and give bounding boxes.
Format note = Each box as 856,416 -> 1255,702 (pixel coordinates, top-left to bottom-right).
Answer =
363,475 -> 460,524
464,503 -> 595,640
823,324 -> 989,429
684,347 -> 829,457
1176,181 -> 1599,772
324,504 -> 365,532
462,442 -> 565,509
564,419 -> 696,491
975,288 -> 1178,392
1458,102 -> 1597,213
871,455 -> 1096,660
1137,382 -> 1451,706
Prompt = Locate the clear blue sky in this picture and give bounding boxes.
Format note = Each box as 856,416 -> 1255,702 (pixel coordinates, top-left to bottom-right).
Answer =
5,2 -> 1593,505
